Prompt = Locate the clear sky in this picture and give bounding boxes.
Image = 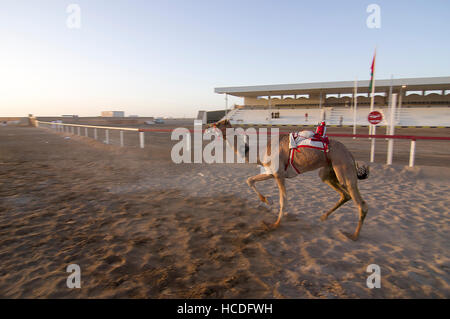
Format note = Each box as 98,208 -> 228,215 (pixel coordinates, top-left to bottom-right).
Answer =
1,0 -> 449,117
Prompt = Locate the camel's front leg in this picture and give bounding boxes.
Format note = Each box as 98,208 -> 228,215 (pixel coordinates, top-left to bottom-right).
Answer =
247,173 -> 274,205
263,175 -> 286,230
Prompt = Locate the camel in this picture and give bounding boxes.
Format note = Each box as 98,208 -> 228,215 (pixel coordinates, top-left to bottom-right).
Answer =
208,119 -> 370,241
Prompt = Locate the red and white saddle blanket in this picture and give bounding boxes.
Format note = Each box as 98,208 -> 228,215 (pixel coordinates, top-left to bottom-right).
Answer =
286,131 -> 330,174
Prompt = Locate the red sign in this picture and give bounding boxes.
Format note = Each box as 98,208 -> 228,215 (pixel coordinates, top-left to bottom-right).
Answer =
368,111 -> 383,125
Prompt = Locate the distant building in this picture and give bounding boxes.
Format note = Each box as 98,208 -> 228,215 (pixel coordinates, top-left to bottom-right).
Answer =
196,110 -> 226,124
128,115 -> 139,118
62,114 -> 78,118
196,111 -> 207,124
101,111 -> 125,117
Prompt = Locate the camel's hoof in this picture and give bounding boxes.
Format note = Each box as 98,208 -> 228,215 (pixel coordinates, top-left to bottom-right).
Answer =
261,221 -> 271,230
343,232 -> 358,241
262,221 -> 278,231
265,197 -> 273,206
320,214 -> 328,222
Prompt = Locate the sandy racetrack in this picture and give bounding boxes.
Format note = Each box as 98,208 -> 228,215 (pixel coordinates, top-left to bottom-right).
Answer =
0,126 -> 449,298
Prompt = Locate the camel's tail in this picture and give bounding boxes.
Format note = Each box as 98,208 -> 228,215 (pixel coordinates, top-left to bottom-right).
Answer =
356,162 -> 370,180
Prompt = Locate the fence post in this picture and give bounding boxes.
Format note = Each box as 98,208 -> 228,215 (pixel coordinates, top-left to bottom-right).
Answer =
94,128 -> 98,140
386,94 -> 397,165
85,127 -> 88,137
386,137 -> 394,165
77,127 -> 81,136
71,126 -> 74,134
139,131 -> 144,148
370,138 -> 375,163
105,129 -> 109,144
120,131 -> 124,147
409,139 -> 416,167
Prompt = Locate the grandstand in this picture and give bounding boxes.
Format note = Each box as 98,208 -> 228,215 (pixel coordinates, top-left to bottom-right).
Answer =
214,76 -> 450,127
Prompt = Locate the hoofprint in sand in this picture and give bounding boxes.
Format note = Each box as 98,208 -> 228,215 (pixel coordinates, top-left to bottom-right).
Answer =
0,127 -> 448,298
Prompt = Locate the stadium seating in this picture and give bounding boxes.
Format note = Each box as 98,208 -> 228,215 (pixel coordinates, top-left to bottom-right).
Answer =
226,107 -> 450,127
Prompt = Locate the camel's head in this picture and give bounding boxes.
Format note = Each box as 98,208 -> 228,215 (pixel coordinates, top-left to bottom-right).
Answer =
206,119 -> 232,136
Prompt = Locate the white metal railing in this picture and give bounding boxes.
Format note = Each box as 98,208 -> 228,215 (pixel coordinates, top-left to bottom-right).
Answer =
37,121 -> 449,167
37,121 -> 145,148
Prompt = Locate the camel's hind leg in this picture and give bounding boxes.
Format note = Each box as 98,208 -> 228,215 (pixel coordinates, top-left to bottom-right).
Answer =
333,165 -> 368,241
263,174 -> 286,230
247,173 -> 274,205
318,167 -> 351,221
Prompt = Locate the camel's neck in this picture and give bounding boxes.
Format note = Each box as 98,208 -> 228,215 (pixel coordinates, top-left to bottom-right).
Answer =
222,130 -> 239,154
220,128 -> 253,163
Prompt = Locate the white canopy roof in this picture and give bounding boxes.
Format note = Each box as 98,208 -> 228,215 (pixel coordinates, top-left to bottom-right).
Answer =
214,76 -> 450,97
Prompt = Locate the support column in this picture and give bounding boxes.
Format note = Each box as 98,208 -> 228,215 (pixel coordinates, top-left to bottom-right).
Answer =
225,94 -> 228,117
398,86 -> 404,123
319,92 -> 323,109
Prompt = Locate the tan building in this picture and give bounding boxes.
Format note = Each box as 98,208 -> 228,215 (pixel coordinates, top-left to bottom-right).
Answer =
101,111 -> 125,117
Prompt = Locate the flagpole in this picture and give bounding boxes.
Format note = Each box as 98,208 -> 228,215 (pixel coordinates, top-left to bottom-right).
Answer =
369,48 -> 377,163
386,74 -> 394,136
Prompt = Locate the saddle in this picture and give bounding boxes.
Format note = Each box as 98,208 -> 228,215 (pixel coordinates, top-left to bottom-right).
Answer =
285,130 -> 330,174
